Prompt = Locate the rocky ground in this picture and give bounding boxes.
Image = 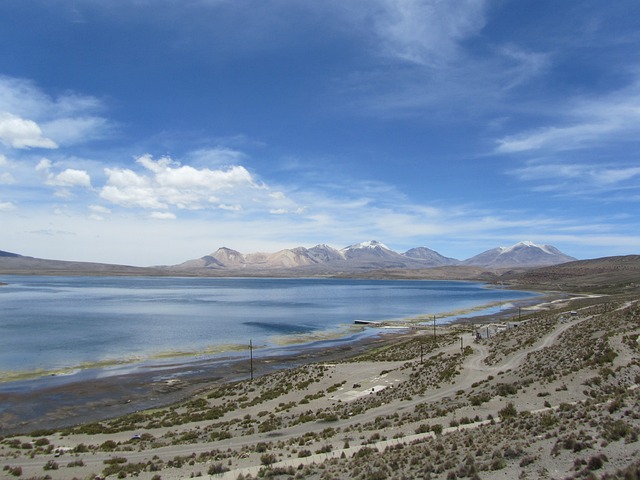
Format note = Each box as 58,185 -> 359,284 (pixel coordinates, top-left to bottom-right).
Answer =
1,289 -> 639,479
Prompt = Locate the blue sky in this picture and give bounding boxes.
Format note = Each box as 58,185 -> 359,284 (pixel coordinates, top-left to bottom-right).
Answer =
1,1 -> 639,266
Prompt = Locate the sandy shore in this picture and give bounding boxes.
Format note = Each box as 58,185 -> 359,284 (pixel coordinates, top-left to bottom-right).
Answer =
0,329 -> 415,434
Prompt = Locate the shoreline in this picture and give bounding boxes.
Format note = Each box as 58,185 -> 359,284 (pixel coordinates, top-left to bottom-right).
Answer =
0,330 -> 416,435
0,286 -> 546,386
0,292 -> 562,435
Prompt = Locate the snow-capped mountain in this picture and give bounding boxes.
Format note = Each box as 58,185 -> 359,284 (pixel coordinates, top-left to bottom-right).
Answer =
307,244 -> 345,263
463,241 -> 576,267
342,240 -> 390,252
341,241 -> 397,259
171,240 -> 575,272
338,241 -> 412,268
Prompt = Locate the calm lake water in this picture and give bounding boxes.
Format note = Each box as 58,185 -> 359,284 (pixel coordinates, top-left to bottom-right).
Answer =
0,276 -> 538,378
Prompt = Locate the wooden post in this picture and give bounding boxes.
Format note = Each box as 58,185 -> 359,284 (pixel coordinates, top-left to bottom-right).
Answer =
250,339 -> 253,381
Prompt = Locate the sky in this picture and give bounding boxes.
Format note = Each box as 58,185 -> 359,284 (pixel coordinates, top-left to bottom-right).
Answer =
1,0 -> 639,266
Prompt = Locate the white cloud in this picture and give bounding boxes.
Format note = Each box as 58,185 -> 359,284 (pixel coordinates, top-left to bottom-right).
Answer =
269,191 -> 286,200
100,181 -> 164,210
35,158 -> 92,188
0,112 -> 58,149
35,157 -> 52,172
136,154 -> 255,189
0,75 -> 105,120
336,13 -> 547,119
509,162 -> 640,195
496,123 -> 610,153
100,154 -> 272,212
510,163 -> 585,182
496,81 -> 640,154
495,45 -> 550,91
150,211 -> 176,220
89,204 -> 112,215
187,147 -> 248,166
0,76 -> 50,119
0,172 -> 14,184
50,169 -> 92,188
597,167 -> 640,185
0,201 -> 15,211
370,0 -> 488,66
217,203 -> 241,211
88,204 -> 112,221
42,116 -> 110,147
0,76 -> 110,148
0,154 -> 14,184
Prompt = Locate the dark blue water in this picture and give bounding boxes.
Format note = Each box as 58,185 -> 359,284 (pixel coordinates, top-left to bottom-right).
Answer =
0,276 -> 537,377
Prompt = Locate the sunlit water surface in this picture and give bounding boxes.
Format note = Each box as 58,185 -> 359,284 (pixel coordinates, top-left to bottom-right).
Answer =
0,276 -> 538,377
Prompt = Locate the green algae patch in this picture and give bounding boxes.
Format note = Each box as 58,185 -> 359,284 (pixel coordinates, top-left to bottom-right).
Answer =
270,325 -> 365,346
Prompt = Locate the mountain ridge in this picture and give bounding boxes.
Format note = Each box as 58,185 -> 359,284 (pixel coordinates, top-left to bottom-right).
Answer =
170,240 -> 576,272
462,241 -> 576,268
0,241 -> 578,277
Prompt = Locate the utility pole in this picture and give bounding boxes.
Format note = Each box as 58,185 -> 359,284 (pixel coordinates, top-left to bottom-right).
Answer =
249,339 -> 253,381
460,336 -> 463,352
433,315 -> 436,339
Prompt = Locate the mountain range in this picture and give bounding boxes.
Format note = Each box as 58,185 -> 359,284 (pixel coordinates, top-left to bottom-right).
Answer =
169,240 -> 576,273
0,240 -> 577,277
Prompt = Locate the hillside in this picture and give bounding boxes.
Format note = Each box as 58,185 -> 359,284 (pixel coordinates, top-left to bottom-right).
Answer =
350,255 -> 640,293
0,251 -> 164,276
463,241 -> 576,267
500,255 -> 640,293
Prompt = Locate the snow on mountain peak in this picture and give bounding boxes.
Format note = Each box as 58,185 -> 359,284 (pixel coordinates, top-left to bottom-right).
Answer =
501,241 -> 545,254
342,240 -> 391,251
462,240 -> 574,267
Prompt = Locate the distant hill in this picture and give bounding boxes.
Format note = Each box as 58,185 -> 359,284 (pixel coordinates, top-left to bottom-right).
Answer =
499,255 -> 640,293
403,246 -> 460,267
0,252 -> 164,276
462,241 -> 576,268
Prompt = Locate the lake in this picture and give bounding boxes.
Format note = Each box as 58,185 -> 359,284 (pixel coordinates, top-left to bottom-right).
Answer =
0,276 -> 538,380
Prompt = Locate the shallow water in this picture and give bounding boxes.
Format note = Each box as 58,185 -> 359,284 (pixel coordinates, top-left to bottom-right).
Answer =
0,276 -> 537,378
